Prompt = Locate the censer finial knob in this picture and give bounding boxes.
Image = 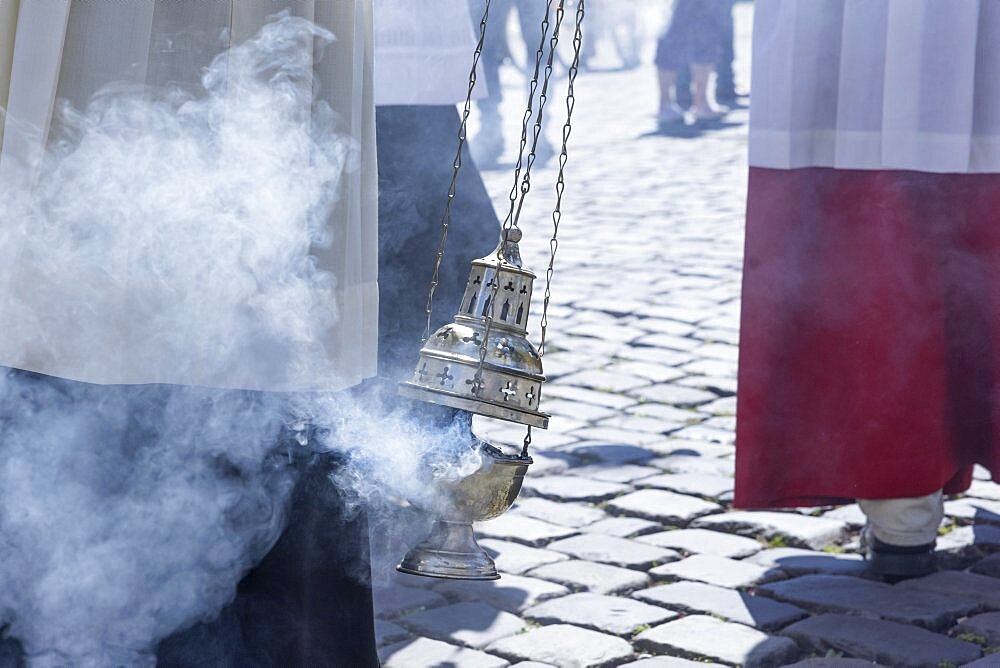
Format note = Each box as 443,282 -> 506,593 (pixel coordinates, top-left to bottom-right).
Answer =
399,228 -> 549,429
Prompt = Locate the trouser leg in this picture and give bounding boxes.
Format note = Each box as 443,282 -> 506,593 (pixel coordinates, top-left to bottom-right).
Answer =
858,491 -> 944,546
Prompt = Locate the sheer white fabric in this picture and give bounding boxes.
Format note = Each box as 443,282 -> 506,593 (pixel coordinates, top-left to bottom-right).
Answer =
750,0 -> 1000,174
0,1 -> 378,392
373,0 -> 481,105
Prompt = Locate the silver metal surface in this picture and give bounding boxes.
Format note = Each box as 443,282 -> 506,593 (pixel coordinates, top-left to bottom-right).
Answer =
397,441 -> 532,580
401,229 -> 550,429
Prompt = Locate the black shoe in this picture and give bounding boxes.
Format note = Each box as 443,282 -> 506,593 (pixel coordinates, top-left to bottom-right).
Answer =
864,531 -> 937,582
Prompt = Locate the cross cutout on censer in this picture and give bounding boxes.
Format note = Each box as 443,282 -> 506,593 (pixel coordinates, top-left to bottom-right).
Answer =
436,366 -> 454,388
500,380 -> 518,402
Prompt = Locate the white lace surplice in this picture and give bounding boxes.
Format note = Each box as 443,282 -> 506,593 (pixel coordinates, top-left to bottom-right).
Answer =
0,0 -> 377,392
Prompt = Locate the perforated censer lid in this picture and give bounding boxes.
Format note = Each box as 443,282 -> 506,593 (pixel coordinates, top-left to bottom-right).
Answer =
399,228 -> 549,429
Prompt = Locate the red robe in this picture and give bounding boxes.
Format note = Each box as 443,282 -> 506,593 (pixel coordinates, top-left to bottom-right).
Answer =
735,167 -> 1000,508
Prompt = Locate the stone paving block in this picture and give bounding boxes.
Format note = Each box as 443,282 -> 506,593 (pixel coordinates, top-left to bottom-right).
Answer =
625,404 -> 709,424
938,524 -> 1000,551
945,498 -> 1000,524
547,534 -> 680,569
701,396 -> 737,416
630,383 -> 717,407
967,480 -> 1000,501
692,510 -> 848,549
595,413 -> 686,435
564,442 -> 657,465
683,355 -> 737,374
527,559 -> 650,594
486,623 -> 634,668
521,474 -> 630,503
431,574 -> 569,614
760,574 -> 979,630
583,517 -> 660,538
543,384 -> 636,409
376,619 -> 409,647
569,426 -> 664,447
975,464 -> 993,480
644,440 -> 734,459
564,323 -> 648,344
477,514 -> 579,547
524,451 -> 577,476
605,360 -> 687,383
400,602 -> 526,649
616,345 -> 696,367
619,658 -> 725,668
543,399 -> 618,421
567,463 -> 661,483
634,318 -> 697,337
524,592 -> 676,637
896,569 -> 1000,609
509,663 -> 557,668
509,496 -> 608,528
748,548 -> 867,576
972,553 -> 1000,577
672,375 -> 738,396
374,585 -> 447,619
606,489 -> 721,525
822,503 -> 867,528
651,454 -> 735,478
635,304 -> 707,324
961,656 -> 1000,668
380,637 -> 509,668
651,554 -> 785,588
667,424 -> 734,445
781,613 -> 982,668
958,611 -> 1000,645
635,528 -> 760,558
633,581 -> 807,630
479,539 -> 569,575
635,615 -> 800,667
637,472 -> 734,499
559,369 -> 650,392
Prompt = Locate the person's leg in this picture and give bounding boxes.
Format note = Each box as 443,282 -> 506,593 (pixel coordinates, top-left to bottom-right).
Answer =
858,491 -> 943,579
690,62 -> 726,118
714,0 -> 737,104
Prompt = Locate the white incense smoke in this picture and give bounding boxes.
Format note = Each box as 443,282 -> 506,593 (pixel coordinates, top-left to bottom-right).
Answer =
0,14 -> 480,667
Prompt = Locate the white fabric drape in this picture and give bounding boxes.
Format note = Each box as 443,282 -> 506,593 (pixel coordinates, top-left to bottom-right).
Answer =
373,0 -> 481,105
749,0 -> 1000,174
0,1 -> 378,392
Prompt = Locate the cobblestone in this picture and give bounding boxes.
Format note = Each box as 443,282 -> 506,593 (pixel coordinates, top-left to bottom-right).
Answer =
651,554 -> 785,588
400,602 -> 526,649
635,528 -> 762,558
524,592 -> 676,637
521,475 -> 630,502
781,614 -> 982,668
486,624 -> 634,668
479,539 -> 569,575
747,548 -> 867,576
634,615 -> 800,667
582,517 -> 660,538
380,637 -> 509,668
633,581 -> 807,630
760,574 -> 979,630
637,472 -> 734,499
547,534 -> 681,570
692,511 -> 848,549
896,569 -> 1000,609
432,574 -> 569,614
509,497 -> 608,528
957,611 -> 1000,646
477,515 -> 579,547
606,489 -> 721,524
527,559 -> 650,594
619,658 -> 725,668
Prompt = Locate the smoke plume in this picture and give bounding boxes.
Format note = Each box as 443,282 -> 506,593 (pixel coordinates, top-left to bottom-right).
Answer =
0,14 -> 479,666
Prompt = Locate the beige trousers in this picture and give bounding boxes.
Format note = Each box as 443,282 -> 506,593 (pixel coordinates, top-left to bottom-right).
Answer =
858,491 -> 944,546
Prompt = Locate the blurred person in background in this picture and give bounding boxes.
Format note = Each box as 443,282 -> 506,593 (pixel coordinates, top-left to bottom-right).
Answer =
654,0 -> 732,129
737,0 -> 1000,580
675,0 -> 740,109
468,0 -> 552,169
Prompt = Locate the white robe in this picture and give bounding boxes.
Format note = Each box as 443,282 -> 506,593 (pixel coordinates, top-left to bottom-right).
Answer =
0,0 -> 378,392
750,0 -> 1000,174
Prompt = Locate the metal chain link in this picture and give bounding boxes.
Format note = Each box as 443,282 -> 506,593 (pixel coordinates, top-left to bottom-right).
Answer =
539,0 -> 584,359
524,0 -> 585,457
421,0 -> 493,343
470,0 -> 564,407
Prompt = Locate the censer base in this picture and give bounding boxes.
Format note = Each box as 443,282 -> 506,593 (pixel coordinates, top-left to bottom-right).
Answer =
397,520 -> 499,581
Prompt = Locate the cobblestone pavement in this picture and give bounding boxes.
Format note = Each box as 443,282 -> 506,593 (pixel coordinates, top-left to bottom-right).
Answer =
376,5 -> 1000,667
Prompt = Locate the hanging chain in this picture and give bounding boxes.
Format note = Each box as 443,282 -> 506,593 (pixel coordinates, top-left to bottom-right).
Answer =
469,0 -> 564,410
522,0 -> 584,456
539,0 -> 584,359
421,0 -> 493,343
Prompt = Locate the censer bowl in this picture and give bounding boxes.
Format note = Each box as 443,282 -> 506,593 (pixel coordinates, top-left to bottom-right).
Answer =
397,441 -> 532,580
